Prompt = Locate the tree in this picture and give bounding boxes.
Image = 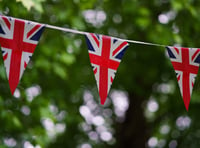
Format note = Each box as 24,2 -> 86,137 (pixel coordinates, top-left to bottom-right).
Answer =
1,0 -> 200,147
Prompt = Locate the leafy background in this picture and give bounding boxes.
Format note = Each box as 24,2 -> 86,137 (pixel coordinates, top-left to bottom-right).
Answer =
1,0 -> 200,147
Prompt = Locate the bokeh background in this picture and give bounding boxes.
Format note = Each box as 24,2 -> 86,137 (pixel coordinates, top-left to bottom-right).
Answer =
1,0 -> 200,147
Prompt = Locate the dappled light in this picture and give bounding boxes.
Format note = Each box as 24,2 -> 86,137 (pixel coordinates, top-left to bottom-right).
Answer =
79,90 -> 116,143
158,11 -> 176,24
147,98 -> 159,112
78,90 -> 129,145
21,105 -> 31,116
100,131 -> 113,142
176,116 -> 191,130
4,137 -> 17,147
112,14 -> 122,24
83,10 -> 106,27
148,137 -> 158,147
1,0 -> 200,147
42,118 -> 66,139
80,143 -> 92,148
110,90 -> 129,120
25,85 -> 41,102
13,88 -> 20,98
160,124 -> 170,135
24,141 -> 41,148
158,14 -> 169,24
169,140 -> 178,148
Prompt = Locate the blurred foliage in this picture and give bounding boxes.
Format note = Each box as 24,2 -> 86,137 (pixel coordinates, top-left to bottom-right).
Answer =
1,0 -> 200,148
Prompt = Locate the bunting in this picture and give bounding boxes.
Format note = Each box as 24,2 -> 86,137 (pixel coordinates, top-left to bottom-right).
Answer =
1,15 -> 200,110
166,46 -> 200,110
0,16 -> 45,94
85,33 -> 129,105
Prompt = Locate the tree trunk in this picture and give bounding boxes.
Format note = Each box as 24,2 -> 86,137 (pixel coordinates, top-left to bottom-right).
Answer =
116,92 -> 149,148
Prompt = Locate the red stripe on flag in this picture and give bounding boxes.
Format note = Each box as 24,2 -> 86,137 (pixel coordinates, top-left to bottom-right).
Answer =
0,37 -> 36,53
111,76 -> 113,83
192,48 -> 200,61
99,66 -> 108,105
171,62 -> 199,74
8,20 -> 24,94
112,42 -> 127,56
99,36 -> 111,105
3,53 -> 8,61
182,72 -> 190,111
24,62 -> 27,69
89,53 -> 120,70
177,75 -> 180,81
174,47 -> 180,54
181,48 -> 190,111
90,33 -> 100,48
27,24 -> 41,38
93,67 -> 97,74
2,16 -> 11,30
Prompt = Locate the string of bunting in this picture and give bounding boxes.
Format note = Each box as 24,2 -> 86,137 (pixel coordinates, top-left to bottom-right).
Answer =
0,15 -> 200,111
46,24 -> 166,47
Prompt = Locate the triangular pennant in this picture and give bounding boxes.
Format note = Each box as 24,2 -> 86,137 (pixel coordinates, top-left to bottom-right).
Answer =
85,33 -> 129,105
166,46 -> 200,110
0,16 -> 45,94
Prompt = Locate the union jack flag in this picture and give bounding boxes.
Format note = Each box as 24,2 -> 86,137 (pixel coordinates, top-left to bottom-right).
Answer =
166,46 -> 200,110
0,16 -> 45,94
85,33 -> 129,105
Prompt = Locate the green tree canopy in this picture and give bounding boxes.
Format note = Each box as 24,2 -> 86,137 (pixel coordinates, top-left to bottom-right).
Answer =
1,0 -> 200,148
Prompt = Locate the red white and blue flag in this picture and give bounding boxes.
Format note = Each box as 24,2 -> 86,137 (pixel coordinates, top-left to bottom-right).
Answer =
0,16 -> 45,94
166,46 -> 200,110
85,33 -> 129,105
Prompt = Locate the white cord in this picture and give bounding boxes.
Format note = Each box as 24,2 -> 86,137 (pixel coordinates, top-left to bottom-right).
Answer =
1,15 -> 167,47
46,25 -> 166,47
46,24 -> 87,35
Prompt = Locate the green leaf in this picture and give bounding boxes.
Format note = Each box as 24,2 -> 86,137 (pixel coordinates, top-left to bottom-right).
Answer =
16,0 -> 45,12
53,63 -> 68,79
60,53 -> 76,66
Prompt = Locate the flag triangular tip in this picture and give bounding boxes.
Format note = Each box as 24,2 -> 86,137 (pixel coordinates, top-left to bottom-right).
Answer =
184,101 -> 190,111
100,97 -> 107,105
9,82 -> 17,95
10,87 -> 16,95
